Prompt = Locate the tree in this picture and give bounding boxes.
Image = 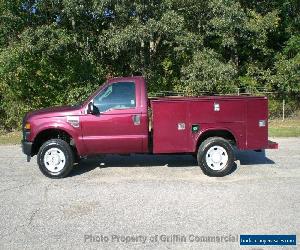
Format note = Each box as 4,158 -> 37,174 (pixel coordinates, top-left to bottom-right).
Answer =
0,24 -> 104,128
181,49 -> 237,95
0,0 -> 299,129
271,35 -> 300,99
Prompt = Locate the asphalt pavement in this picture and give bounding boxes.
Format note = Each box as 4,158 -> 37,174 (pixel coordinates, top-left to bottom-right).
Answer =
0,138 -> 299,249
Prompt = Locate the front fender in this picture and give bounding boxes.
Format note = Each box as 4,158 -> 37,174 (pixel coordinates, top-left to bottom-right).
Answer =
29,117 -> 86,155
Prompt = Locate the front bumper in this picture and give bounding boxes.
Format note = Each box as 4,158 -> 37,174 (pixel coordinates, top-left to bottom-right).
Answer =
21,140 -> 33,162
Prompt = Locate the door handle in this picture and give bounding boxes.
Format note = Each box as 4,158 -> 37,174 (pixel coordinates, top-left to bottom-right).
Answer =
132,115 -> 141,125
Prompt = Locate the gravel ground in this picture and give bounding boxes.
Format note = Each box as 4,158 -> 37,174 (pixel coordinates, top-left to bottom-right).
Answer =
0,138 -> 299,249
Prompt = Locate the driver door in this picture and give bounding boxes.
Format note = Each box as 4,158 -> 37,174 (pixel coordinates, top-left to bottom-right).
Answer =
81,81 -> 146,154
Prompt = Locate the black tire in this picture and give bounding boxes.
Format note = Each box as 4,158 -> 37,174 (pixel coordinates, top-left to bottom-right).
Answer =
37,139 -> 74,178
197,137 -> 235,177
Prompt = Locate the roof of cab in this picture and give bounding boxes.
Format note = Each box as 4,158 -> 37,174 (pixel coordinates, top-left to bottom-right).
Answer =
107,76 -> 145,83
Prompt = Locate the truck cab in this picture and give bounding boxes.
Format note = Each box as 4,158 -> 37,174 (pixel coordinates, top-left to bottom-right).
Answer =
81,76 -> 149,155
22,76 -> 278,178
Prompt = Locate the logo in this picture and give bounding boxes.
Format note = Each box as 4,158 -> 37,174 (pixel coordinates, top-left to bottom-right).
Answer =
240,235 -> 296,246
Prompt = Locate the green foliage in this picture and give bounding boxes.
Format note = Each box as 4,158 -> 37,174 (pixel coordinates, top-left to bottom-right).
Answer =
268,98 -> 300,119
0,0 -> 299,129
180,49 -> 237,95
0,24 -> 104,128
270,35 -> 300,100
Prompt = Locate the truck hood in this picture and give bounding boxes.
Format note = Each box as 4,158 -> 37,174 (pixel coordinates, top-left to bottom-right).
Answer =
25,105 -> 82,121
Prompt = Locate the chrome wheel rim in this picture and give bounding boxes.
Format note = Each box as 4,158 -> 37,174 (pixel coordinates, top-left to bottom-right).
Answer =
43,148 -> 66,173
205,145 -> 228,171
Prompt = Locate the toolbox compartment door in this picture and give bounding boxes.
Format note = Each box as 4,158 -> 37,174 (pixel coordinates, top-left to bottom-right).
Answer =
151,101 -> 189,153
246,98 -> 268,149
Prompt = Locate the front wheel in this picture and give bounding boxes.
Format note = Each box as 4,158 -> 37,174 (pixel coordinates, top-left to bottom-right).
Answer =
37,139 -> 74,178
197,137 -> 235,177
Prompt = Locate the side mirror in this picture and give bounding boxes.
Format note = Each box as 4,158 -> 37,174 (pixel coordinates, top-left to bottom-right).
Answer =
87,102 -> 94,114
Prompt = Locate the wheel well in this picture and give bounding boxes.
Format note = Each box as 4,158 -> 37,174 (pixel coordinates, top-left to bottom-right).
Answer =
196,130 -> 236,152
32,129 -> 76,156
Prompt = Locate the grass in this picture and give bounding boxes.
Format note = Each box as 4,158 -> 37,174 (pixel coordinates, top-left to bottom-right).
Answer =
269,119 -> 300,137
0,131 -> 22,145
0,119 -> 299,145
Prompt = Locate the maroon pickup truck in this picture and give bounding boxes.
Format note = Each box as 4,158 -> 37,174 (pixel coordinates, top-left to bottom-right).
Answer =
22,76 -> 278,178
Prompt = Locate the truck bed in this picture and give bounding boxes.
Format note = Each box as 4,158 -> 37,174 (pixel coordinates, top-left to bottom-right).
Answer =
150,96 -> 268,153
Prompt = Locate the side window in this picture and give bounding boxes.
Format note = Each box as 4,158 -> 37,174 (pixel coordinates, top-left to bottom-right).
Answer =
94,82 -> 136,112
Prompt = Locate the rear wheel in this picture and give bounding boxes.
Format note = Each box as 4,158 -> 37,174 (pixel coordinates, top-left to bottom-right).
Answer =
37,139 -> 74,178
197,137 -> 235,177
